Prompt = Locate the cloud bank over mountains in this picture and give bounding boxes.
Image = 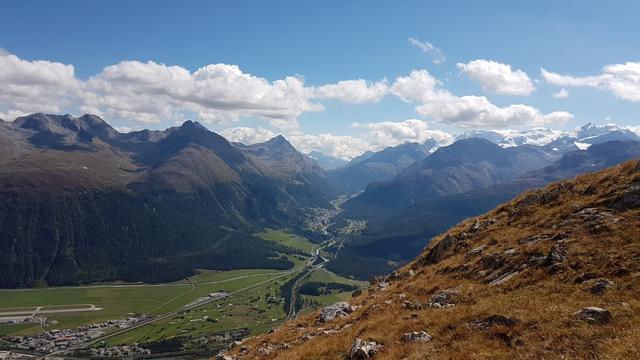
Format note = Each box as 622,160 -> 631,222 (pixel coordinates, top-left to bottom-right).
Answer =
2,48 -> 639,160
0,49 -> 573,130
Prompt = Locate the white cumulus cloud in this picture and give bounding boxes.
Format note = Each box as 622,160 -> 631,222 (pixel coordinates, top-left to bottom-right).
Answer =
0,50 -> 392,128
0,49 -> 81,119
314,79 -> 389,104
220,126 -> 276,145
392,69 -> 572,128
541,62 -> 640,102
457,59 -> 535,96
553,88 -> 569,99
352,119 -> 453,149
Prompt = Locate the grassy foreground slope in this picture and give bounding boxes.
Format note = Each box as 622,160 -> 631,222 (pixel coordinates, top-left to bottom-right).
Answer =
225,159 -> 640,359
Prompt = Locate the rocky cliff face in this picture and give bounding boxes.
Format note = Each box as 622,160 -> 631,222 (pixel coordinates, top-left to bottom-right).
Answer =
222,159 -> 640,359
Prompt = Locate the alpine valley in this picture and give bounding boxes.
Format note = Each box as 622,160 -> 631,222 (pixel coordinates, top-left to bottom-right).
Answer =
1,113 -> 639,360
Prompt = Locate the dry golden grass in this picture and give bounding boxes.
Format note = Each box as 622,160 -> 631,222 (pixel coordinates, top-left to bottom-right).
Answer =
223,160 -> 640,360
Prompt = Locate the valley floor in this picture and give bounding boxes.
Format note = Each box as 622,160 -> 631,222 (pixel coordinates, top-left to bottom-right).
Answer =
0,228 -> 366,359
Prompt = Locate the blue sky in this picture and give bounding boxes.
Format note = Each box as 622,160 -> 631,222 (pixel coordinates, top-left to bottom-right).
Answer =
1,0 -> 640,158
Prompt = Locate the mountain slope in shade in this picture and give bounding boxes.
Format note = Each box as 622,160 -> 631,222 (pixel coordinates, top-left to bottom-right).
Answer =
332,140 -> 640,279
224,159 -> 640,360
344,138 -> 560,220
0,113 -> 331,288
238,135 -> 339,205
329,142 -> 431,194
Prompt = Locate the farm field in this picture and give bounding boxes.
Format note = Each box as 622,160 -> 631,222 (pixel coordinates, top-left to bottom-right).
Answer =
0,269 -> 287,336
256,229 -> 316,253
106,272 -> 298,345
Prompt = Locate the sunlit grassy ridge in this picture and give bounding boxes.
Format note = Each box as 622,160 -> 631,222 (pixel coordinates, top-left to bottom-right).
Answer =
226,160 -> 640,359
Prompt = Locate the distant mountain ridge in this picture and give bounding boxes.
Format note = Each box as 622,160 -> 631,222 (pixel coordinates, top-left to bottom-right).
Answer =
343,138 -> 560,219
328,142 -> 432,194
331,139 -> 640,279
456,122 -> 640,151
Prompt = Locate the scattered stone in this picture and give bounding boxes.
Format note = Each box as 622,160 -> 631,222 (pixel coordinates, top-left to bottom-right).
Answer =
574,272 -> 598,284
544,242 -> 568,266
609,184 -> 640,210
320,302 -> 353,322
471,315 -> 518,329
401,331 -> 432,343
518,234 -> 551,245
471,218 -> 495,232
574,307 -> 612,325
527,254 -> 547,266
378,282 -> 390,290
587,279 -> 614,294
348,338 -> 383,359
257,344 -> 274,355
427,288 -> 460,308
489,271 -> 519,286
352,289 -> 363,298
215,354 -> 234,360
571,207 -> 620,232
387,271 -> 408,281
466,245 -> 487,258
423,233 -> 462,264
402,300 -> 422,310
480,253 -> 505,270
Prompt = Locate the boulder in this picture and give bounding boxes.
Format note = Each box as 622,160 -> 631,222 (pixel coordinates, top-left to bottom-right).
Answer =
574,307 -> 612,325
428,288 -> 461,308
544,242 -> 568,266
401,331 -> 432,343
610,184 -> 640,210
471,218 -> 495,232
587,279 -> 614,294
465,245 -> 487,258
348,338 -> 383,359
215,354 -> 234,360
423,233 -> 460,264
320,302 -> 353,322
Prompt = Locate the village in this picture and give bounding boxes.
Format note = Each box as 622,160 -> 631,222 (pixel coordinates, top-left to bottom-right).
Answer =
2,315 -> 150,355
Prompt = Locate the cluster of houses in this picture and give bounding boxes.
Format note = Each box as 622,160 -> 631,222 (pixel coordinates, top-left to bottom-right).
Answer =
88,344 -> 151,358
3,314 -> 150,354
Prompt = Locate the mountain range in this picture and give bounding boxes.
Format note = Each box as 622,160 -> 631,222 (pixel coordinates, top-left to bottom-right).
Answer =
1,114 -> 639,288
0,113 -> 335,287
